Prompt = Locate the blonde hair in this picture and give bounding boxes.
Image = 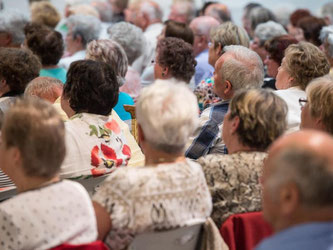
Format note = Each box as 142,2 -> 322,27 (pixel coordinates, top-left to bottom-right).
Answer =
30,1 -> 61,28
306,75 -> 333,134
210,22 -> 250,51
284,42 -> 330,90
229,88 -> 288,150
2,98 -> 65,178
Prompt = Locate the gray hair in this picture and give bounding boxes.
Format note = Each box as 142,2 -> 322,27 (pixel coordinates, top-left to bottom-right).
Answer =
320,25 -> 333,58
190,16 -> 220,41
24,77 -> 63,102
66,14 -> 101,47
254,21 -> 287,45
0,9 -> 29,45
108,22 -> 144,65
321,2 -> 333,23
267,147 -> 333,207
136,79 -> 199,153
140,1 -> 163,21
211,22 -> 250,48
221,45 -> 264,90
86,39 -> 128,86
249,7 -> 276,32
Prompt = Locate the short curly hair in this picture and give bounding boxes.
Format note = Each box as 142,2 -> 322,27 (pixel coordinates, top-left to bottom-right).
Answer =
30,1 -> 61,29
0,48 -> 41,94
264,35 -> 298,66
156,37 -> 196,83
63,60 -> 119,116
229,88 -> 288,151
24,23 -> 64,66
284,42 -> 330,90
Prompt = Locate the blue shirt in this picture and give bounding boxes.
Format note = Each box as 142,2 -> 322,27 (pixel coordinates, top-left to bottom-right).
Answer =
194,49 -> 214,86
256,222 -> 333,250
114,92 -> 134,121
40,68 -> 67,83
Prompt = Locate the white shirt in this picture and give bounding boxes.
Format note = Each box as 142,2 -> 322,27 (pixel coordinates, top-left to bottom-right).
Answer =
274,86 -> 306,133
0,180 -> 97,250
59,50 -> 86,70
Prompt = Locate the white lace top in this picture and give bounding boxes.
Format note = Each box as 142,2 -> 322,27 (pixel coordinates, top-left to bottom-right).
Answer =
93,159 -> 212,250
0,180 -> 97,250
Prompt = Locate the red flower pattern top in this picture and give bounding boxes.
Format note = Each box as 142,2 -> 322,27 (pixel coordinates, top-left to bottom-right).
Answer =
60,113 -> 131,179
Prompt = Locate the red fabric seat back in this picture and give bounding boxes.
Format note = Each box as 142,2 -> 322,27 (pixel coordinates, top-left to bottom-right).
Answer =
50,240 -> 108,250
220,212 -> 273,250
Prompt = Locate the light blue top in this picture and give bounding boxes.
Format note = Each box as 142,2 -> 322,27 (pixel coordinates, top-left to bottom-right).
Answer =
194,49 -> 214,86
256,222 -> 333,250
40,68 -> 67,83
114,92 -> 134,121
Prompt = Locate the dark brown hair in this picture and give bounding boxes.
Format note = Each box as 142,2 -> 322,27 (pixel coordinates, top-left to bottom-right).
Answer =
264,35 -> 298,65
164,20 -> 194,45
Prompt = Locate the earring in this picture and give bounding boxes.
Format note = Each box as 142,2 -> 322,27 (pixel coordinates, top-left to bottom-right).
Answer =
162,72 -> 165,77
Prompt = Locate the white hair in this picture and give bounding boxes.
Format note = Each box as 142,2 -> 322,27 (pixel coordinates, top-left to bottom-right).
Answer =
254,21 -> 287,45
136,79 -> 199,153
66,14 -> 101,47
191,16 -> 220,41
0,9 -> 29,45
320,25 -> 333,58
321,2 -> 333,23
140,1 -> 162,21
24,77 -> 63,101
221,45 -> 264,90
173,2 -> 196,22
108,22 -> 144,65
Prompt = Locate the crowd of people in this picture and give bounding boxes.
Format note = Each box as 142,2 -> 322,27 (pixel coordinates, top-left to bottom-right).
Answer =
0,0 -> 332,249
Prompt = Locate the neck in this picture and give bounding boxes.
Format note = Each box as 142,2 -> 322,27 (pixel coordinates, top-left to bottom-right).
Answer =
143,143 -> 186,166
16,175 -> 60,193
43,65 -> 59,69
227,137 -> 259,154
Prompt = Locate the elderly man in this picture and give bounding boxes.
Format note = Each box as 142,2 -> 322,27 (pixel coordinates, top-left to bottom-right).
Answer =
258,130 -> 333,250
59,14 -> 101,70
300,75 -> 333,135
186,45 -> 264,159
0,9 -> 28,48
204,3 -> 231,23
168,1 -> 196,24
190,16 -> 219,85
320,25 -> 333,73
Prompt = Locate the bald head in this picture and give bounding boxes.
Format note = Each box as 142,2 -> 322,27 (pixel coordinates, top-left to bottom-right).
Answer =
190,16 -> 219,55
263,130 -> 333,231
204,3 -> 231,23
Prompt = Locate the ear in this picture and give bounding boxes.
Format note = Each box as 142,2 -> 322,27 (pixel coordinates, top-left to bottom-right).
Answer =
162,66 -> 169,78
279,182 -> 300,216
230,115 -> 240,134
223,80 -> 233,98
138,124 -> 145,144
3,33 -> 12,46
216,43 -> 223,56
315,117 -> 327,131
74,34 -> 82,45
10,147 -> 22,168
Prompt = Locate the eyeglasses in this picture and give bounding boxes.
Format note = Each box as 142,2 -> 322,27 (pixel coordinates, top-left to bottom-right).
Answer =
299,97 -> 308,108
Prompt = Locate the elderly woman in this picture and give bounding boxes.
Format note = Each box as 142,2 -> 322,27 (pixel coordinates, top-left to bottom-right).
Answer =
274,42 -> 330,132
263,35 -> 298,88
198,88 -> 288,226
300,75 -> 333,135
320,25 -> 333,74
93,80 -> 212,250
60,60 -> 131,179
59,15 -> 101,70
154,37 -> 196,84
30,1 -> 61,28
24,23 -> 67,83
86,39 -> 134,122
108,22 -> 143,100
158,19 -> 194,45
194,22 -> 249,110
0,48 -> 40,113
247,6 -> 276,39
0,98 -> 97,249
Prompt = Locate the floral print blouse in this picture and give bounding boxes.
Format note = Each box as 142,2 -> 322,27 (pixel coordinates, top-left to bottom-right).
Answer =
194,77 -> 221,112
60,113 -> 131,179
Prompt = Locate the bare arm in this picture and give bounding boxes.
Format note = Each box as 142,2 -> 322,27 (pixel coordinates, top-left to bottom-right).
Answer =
93,201 -> 112,241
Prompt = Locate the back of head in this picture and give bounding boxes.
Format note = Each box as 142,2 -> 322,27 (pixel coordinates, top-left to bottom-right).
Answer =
189,16 -> 219,42
30,1 -> 61,29
321,2 -> 333,24
204,3 -> 231,23
254,21 -> 287,45
249,7 -> 276,33
136,79 -> 199,153
108,21 -> 144,65
306,75 -> 333,135
320,25 -> 333,58
221,45 -> 264,90
86,39 -> 128,79
24,23 -> 64,66
0,9 -> 29,47
2,97 -> 65,178
164,20 -> 194,45
296,16 -> 326,46
67,4 -> 100,19
24,77 -> 63,103
264,35 -> 298,65
63,60 -> 119,116
0,48 -> 41,94
169,1 -> 196,24
156,37 -> 196,83
140,0 -> 163,22
289,9 -> 311,27
66,14 -> 101,48
284,42 -> 330,90
230,88 -> 287,151
211,22 -> 250,48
